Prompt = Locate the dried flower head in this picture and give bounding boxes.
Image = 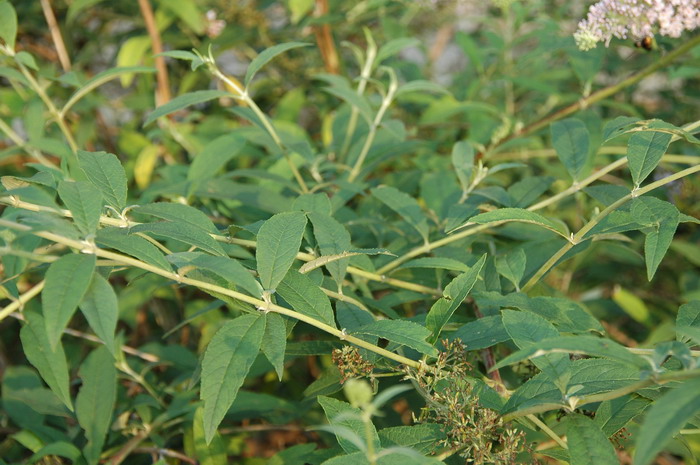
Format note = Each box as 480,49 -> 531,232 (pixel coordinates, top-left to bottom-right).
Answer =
332,346 -> 374,382
574,0 -> 700,50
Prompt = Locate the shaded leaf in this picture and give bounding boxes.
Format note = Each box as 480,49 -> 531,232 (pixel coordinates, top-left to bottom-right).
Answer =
167,252 -> 262,298
551,119 -> 590,181
78,274 -> 118,356
261,313 -> 287,380
277,270 -> 336,328
201,314 -> 266,443
372,185 -> 429,243
188,134 -> 246,183
567,414 -> 619,465
96,227 -> 172,270
57,181 -> 103,235
135,202 -> 219,234
467,208 -> 568,237
630,196 -> 680,280
245,42 -> 311,86
43,253 -> 96,348
627,131 -> 672,185
308,212 -> 352,289
193,405 -> 227,465
256,211 -> 307,292
144,90 -> 229,126
352,320 -> 437,356
450,315 -> 510,350
0,0 -> 18,49
77,151 -> 127,211
130,221 -> 226,256
318,396 -> 380,454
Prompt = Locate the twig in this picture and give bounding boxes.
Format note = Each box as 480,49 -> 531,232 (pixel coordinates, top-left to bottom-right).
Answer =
39,0 -> 71,71
138,0 -> 170,106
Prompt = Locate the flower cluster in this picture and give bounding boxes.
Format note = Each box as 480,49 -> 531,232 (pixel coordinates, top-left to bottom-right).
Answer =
332,346 -> 375,382
574,0 -> 700,50
405,340 -> 526,465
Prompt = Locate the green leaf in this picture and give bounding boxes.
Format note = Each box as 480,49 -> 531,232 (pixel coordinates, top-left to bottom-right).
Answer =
451,140 -> 474,193
96,227 -> 172,271
426,254 -> 486,342
0,0 -> 18,50
467,208 -> 568,237
398,257 -> 471,272
134,202 -> 219,234
378,424 -> 445,454
62,66 -> 155,115
630,196 -> 680,280
595,395 -> 650,437
633,377 -> 700,465
144,90 -> 229,126
78,274 -> 118,356
508,176 -> 554,208
77,150 -> 128,211
676,301 -> 700,343
603,116 -> 639,141
43,253 -> 96,348
156,50 -> 199,61
551,119 -> 590,181
256,211 -> 307,292
627,131 -> 672,185
261,313 -> 287,380
376,37 -> 420,63
245,42 -> 311,87
396,80 -> 448,97
567,414 -> 619,465
187,134 -> 246,183
352,320 -> 437,357
502,310 -> 569,390
277,269 -> 336,328
307,212 -> 352,289
201,314 -> 266,443
167,252 -> 263,298
292,193 -> 332,215
130,221 -> 226,256
193,405 -> 227,465
160,0 -> 204,33
322,85 -> 373,125
372,185 -> 429,243
57,181 -> 103,235
76,346 -> 116,465
492,335 -> 646,371
451,315 -> 510,350
495,248 -> 526,289
20,309 -> 73,411
318,396 -> 380,454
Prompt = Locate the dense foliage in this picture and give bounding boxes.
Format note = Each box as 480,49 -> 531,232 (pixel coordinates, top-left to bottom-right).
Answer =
1,1 -> 699,464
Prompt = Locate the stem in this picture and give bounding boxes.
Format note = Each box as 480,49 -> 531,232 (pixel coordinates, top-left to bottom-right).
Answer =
209,67 -> 309,193
0,197 -> 441,297
0,218 -> 423,370
138,0 -> 170,106
347,76 -> 397,182
16,60 -> 78,153
526,414 -> 567,450
39,0 -> 71,71
522,162 -> 700,291
0,280 -> 45,322
487,33 -> 700,155
0,116 -> 56,167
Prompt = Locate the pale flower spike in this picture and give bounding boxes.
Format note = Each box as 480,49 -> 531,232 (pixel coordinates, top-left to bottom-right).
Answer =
574,0 -> 700,50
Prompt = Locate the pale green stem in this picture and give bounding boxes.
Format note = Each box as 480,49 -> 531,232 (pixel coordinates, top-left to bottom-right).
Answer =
0,279 -> 45,323
526,414 -> 568,450
209,66 -> 309,193
522,163 -> 700,291
0,218 -> 424,370
340,40 -> 377,160
0,117 -> 55,167
348,76 -> 398,183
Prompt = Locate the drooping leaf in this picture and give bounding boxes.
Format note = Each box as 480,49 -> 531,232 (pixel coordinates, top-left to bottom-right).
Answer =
245,42 -> 311,86
57,181 -> 103,235
508,176 -> 554,208
187,134 -> 246,183
77,151 -> 128,211
595,395 -> 650,437
633,377 -> 700,465
567,414 -> 619,465
76,346 -> 116,465
277,270 -> 336,329
167,252 -> 263,298
130,221 -> 226,256
426,254 -> 486,342
322,86 -> 373,125
627,131 -> 672,185
492,335 -> 646,371
467,208 -> 568,237
676,301 -> 700,343
308,212 -> 352,289
134,202 -> 219,234
96,227 -> 172,271
144,90 -> 229,126
630,196 -> 680,280
378,424 -> 445,454
192,406 -> 227,465
351,320 -> 437,357
318,396 -> 380,454
395,80 -> 448,97
372,185 -> 429,243
42,253 -> 96,348
256,211 -> 307,292
376,37 -> 420,63
551,119 -> 590,181
261,313 -> 287,380
602,116 -> 639,141
20,309 -> 73,411
78,274 -> 118,356
201,314 -> 266,443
